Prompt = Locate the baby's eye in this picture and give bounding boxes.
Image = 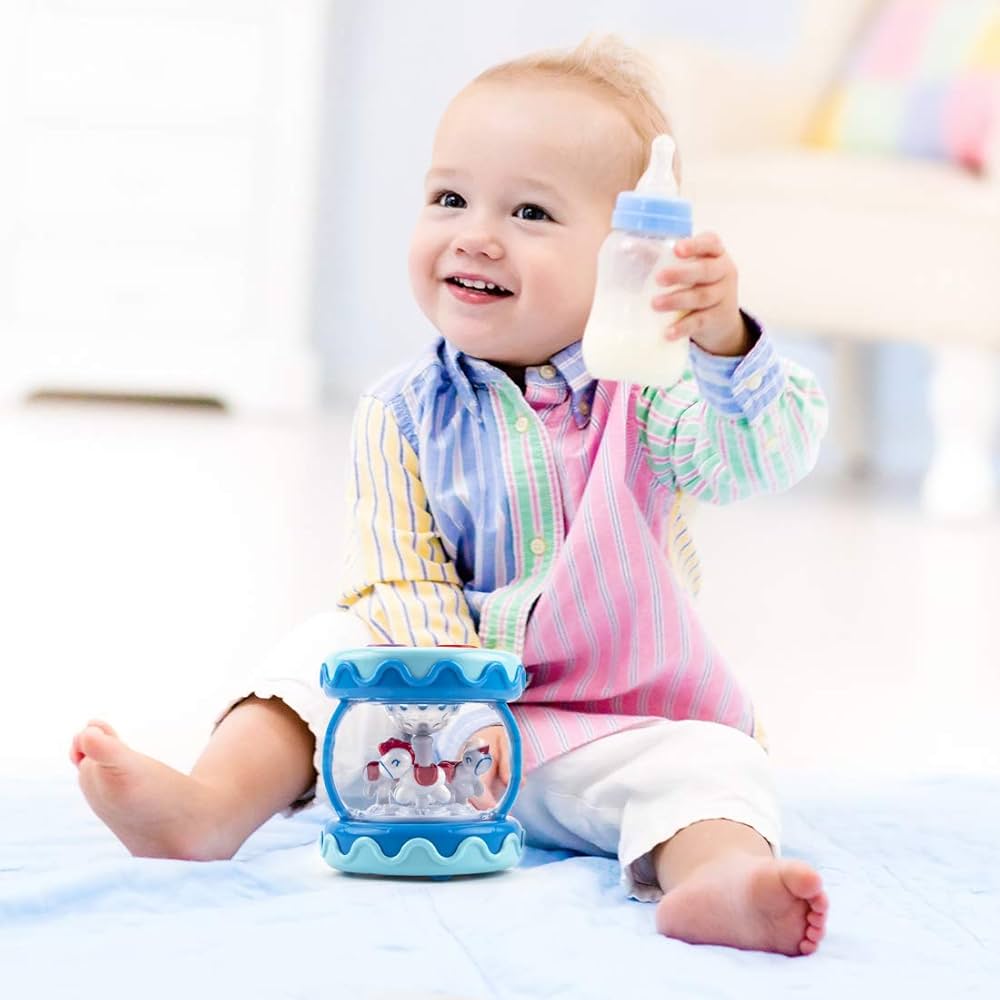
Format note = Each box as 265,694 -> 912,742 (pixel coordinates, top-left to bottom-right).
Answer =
434,191 -> 466,209
513,203 -> 551,222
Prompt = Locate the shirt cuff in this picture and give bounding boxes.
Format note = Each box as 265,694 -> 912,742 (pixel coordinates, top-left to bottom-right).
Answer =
688,312 -> 785,422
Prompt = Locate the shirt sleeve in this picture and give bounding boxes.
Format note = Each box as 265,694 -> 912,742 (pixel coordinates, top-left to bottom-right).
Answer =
337,394 -> 481,646
635,326 -> 829,504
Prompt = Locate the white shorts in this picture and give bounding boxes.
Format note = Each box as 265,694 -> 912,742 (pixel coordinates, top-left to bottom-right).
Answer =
219,611 -> 781,901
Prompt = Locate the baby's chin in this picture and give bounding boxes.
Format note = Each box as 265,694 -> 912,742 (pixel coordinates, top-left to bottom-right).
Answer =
439,324 -> 533,366
439,318 -> 579,367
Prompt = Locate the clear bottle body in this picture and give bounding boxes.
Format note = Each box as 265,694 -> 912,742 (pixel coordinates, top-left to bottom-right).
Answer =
582,229 -> 689,387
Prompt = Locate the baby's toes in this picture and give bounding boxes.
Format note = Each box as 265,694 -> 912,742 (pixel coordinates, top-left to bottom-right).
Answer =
69,731 -> 85,766
801,893 -> 828,953
71,719 -> 121,766
86,719 -> 119,738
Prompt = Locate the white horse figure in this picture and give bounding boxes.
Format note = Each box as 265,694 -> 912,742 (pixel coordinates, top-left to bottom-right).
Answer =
390,754 -> 452,813
381,703 -> 460,814
448,745 -> 494,806
362,739 -> 407,812
359,737 -> 415,815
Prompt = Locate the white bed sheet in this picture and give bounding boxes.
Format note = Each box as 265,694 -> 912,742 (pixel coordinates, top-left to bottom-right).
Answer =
2,773 -> 996,999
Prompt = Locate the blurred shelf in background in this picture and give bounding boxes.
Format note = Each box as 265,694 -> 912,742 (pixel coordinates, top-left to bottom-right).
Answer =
0,0 -> 329,413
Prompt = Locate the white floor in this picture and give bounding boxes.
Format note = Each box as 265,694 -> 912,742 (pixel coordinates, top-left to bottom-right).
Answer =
3,397 -> 998,781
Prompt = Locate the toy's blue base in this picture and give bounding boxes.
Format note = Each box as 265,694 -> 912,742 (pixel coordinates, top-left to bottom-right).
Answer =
320,817 -> 525,877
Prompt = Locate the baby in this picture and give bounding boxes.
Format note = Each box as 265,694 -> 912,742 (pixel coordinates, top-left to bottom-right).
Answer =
71,36 -> 830,956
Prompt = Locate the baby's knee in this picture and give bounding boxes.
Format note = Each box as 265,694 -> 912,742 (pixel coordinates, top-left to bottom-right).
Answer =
658,720 -> 772,780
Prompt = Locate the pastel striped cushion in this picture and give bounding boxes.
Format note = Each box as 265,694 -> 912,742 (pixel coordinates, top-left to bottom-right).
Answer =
809,0 -> 1000,171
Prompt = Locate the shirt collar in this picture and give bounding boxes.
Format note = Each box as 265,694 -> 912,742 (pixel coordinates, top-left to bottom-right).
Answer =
440,338 -> 598,428
441,340 -> 497,419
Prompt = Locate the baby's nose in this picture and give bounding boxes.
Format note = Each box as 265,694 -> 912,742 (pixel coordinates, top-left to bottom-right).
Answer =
454,229 -> 504,260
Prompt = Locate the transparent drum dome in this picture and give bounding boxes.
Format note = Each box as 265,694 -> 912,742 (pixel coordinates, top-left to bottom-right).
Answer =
328,701 -> 514,821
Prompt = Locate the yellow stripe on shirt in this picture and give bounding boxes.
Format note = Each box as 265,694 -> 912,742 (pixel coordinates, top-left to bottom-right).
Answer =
337,395 -> 480,648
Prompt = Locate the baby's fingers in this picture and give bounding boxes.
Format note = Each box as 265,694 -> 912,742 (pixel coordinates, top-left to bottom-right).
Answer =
469,790 -> 498,811
652,283 -> 723,314
675,231 -> 725,258
497,747 -> 524,789
655,256 -> 727,288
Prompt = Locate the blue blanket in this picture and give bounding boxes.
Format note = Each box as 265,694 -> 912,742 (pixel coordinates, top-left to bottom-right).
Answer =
2,774 -> 997,999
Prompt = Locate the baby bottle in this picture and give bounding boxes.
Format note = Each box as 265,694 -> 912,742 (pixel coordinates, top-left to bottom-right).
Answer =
582,134 -> 693,386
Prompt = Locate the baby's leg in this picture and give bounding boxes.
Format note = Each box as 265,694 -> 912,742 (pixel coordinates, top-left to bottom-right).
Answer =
72,609 -> 372,859
70,696 -> 315,860
512,718 -> 828,956
653,819 -> 828,956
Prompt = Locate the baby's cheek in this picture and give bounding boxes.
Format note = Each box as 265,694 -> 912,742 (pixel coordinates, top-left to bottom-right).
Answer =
407,226 -> 437,284
407,251 -> 438,320
538,268 -> 591,326
566,249 -> 600,307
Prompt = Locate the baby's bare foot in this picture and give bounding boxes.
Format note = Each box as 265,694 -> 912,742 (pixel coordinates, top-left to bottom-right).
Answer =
70,720 -> 238,861
655,854 -> 828,956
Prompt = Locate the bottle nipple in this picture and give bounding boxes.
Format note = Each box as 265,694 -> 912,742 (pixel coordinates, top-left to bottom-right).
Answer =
608,133 -> 690,238
635,134 -> 678,197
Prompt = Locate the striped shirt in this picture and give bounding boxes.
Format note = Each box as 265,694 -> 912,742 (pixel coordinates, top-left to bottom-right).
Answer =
338,324 -> 828,771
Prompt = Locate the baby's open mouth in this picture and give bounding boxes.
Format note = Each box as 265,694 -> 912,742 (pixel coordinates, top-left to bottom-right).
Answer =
445,276 -> 514,297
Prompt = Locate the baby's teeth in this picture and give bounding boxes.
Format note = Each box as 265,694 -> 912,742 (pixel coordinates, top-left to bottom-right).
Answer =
452,276 -> 507,292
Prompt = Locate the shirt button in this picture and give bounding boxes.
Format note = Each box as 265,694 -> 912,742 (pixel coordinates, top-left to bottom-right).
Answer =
577,400 -> 591,415
538,365 -> 557,380
514,416 -> 530,433
529,537 -> 547,556
766,436 -> 780,452
743,372 -> 763,391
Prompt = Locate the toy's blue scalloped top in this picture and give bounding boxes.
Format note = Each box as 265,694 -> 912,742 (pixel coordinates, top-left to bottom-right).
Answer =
319,645 -> 526,702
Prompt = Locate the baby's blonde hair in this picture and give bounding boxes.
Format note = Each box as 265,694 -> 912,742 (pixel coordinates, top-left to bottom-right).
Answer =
474,34 -> 677,187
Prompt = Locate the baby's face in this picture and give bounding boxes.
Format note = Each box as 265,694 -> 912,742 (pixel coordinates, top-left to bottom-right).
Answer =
409,79 -> 636,366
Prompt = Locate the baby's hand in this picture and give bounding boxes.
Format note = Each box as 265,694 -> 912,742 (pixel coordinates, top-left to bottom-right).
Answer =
651,231 -> 751,357
467,724 -> 514,810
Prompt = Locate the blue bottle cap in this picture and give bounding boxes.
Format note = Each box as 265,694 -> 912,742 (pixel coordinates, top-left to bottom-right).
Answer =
611,192 -> 692,237
611,133 -> 692,237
